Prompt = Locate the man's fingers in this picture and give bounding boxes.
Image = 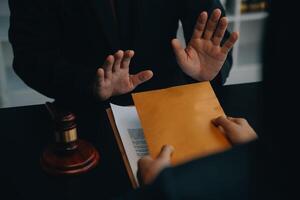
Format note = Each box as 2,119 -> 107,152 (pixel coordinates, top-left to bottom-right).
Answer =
157,145 -> 174,162
113,50 -> 124,72
97,68 -> 105,85
221,32 -> 239,54
191,12 -> 208,40
212,17 -> 228,46
203,9 -> 222,40
138,156 -> 153,169
121,50 -> 135,69
213,116 -> 237,134
130,70 -> 153,88
103,55 -> 114,78
171,39 -> 186,65
228,117 -> 248,125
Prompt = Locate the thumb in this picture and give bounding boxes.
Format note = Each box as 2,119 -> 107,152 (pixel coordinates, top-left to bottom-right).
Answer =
138,155 -> 153,169
157,145 -> 174,162
171,39 -> 186,64
213,116 -> 237,134
130,70 -> 153,88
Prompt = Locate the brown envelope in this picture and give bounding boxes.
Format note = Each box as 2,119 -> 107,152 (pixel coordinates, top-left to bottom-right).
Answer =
132,82 -> 231,165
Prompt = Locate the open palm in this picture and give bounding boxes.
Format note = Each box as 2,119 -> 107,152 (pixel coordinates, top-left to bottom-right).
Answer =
95,50 -> 153,101
172,9 -> 239,81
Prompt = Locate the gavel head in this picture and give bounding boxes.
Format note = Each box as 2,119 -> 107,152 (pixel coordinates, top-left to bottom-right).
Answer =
45,102 -> 78,150
54,111 -> 79,151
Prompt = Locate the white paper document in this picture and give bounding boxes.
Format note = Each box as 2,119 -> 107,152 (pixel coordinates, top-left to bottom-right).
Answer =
110,103 -> 149,185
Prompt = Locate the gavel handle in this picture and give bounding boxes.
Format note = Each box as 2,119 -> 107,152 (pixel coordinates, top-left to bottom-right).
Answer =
45,102 -> 57,120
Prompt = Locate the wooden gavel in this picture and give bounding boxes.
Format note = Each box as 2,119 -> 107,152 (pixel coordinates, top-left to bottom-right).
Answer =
40,102 -> 99,175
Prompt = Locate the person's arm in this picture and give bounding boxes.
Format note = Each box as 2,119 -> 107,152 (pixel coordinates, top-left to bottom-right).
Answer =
138,116 -> 257,185
176,0 -> 237,85
117,141 -> 259,200
115,117 -> 258,199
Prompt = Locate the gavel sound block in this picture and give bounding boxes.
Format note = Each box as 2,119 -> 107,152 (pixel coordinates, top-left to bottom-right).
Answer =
40,102 -> 99,175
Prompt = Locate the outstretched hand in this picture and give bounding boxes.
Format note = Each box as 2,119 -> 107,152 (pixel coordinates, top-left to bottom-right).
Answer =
172,9 -> 239,81
213,116 -> 258,145
94,50 -> 153,101
138,145 -> 174,185
137,116 -> 257,185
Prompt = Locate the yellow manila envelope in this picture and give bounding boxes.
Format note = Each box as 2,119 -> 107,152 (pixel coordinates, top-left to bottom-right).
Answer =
132,82 -> 231,165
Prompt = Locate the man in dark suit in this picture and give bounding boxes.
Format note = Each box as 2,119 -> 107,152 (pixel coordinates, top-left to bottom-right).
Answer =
8,0 -> 238,107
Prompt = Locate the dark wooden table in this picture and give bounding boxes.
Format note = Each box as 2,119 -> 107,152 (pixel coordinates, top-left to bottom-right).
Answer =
0,82 -> 262,200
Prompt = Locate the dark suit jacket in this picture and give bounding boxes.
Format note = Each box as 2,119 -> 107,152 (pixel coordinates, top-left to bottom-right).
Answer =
8,0 -> 232,107
116,141 -> 270,200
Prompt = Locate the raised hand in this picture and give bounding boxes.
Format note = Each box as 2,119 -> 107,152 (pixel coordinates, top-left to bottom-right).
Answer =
172,9 -> 239,81
94,50 -> 153,101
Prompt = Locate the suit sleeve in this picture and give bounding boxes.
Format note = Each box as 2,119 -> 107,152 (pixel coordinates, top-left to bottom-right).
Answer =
8,0 -> 98,107
179,0 -> 233,85
115,141 -> 260,200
